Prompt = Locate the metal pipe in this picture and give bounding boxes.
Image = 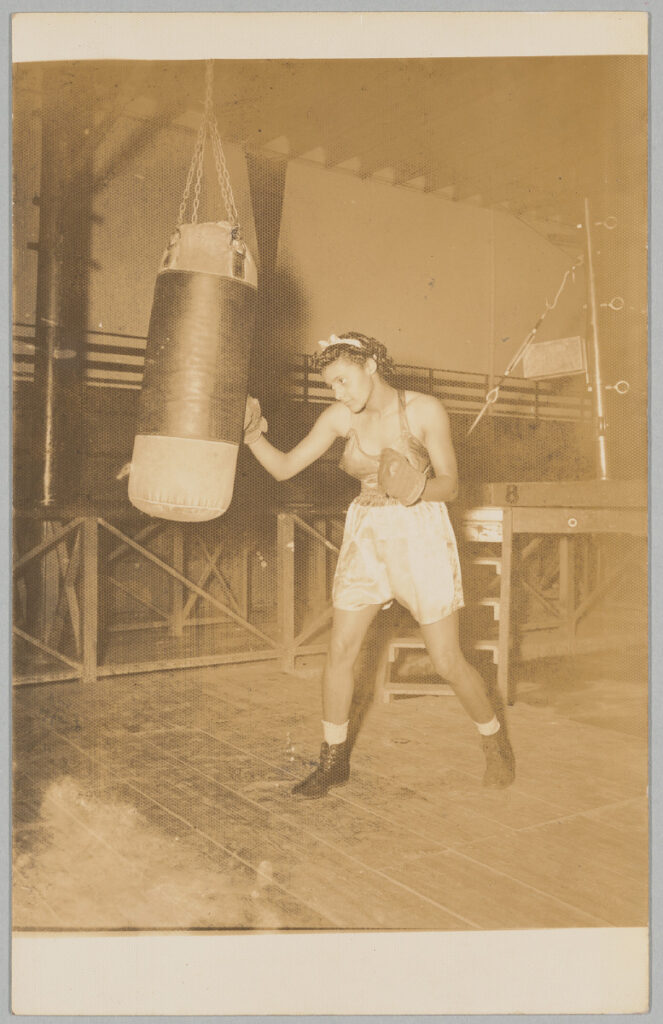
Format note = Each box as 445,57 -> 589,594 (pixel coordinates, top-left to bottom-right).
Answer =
583,197 -> 610,479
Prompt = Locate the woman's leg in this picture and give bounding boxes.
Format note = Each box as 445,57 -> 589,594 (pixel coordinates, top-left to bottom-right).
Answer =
419,611 -> 515,787
293,603 -> 380,798
322,604 -> 382,723
419,611 -> 494,722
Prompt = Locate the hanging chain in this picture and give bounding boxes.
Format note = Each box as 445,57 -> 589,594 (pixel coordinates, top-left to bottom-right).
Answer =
210,117 -> 240,232
177,95 -> 207,226
176,60 -> 241,236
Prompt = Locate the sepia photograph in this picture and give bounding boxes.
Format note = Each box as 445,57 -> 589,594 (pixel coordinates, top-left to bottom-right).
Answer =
10,11 -> 650,1015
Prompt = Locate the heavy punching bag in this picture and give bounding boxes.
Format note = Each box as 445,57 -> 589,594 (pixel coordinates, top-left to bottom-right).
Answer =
128,220 -> 258,521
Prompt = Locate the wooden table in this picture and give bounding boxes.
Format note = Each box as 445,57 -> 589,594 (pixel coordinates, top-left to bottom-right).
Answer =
462,480 -> 647,704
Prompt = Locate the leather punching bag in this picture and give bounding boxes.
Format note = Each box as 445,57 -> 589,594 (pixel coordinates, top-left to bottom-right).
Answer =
128,222 -> 258,521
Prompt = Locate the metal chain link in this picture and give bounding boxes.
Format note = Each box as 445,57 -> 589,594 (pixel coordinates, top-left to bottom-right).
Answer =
177,111 -> 207,226
210,115 -> 240,234
176,59 -> 241,235
191,139 -> 205,223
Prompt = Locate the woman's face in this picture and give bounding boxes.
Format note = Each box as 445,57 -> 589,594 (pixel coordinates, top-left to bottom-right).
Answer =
321,356 -> 375,412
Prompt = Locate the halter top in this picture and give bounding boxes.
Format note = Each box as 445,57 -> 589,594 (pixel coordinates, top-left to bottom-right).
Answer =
339,390 -> 432,505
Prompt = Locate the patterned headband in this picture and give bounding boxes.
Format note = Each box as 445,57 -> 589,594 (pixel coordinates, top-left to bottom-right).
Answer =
317,333 -> 364,351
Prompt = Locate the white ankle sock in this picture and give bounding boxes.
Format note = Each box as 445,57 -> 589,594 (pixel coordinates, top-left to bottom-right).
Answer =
322,720 -> 349,745
475,716 -> 500,736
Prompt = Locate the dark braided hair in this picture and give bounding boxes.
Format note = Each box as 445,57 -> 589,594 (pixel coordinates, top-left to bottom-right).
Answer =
312,332 -> 396,382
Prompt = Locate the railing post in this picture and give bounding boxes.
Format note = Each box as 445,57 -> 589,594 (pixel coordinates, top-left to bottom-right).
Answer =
170,523 -> 185,637
81,516 -> 98,685
309,517 -> 328,615
277,512 -> 296,672
534,380 -> 540,424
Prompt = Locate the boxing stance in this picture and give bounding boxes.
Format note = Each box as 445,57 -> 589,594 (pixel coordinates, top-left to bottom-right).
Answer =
244,332 -> 515,798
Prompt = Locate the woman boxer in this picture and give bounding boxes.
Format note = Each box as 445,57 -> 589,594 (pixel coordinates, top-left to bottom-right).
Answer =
244,332 -> 515,798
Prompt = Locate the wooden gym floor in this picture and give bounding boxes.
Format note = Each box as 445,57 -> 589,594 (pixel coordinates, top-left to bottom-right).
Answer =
13,647 -> 648,932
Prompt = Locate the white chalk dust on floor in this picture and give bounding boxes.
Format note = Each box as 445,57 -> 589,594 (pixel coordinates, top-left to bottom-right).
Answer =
13,774 -> 283,931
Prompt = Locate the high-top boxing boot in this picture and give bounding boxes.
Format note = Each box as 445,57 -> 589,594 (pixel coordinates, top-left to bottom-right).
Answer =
481,727 -> 516,788
292,741 -> 350,799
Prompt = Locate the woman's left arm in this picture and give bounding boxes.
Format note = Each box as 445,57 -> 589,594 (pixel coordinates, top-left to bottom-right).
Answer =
416,395 -> 459,502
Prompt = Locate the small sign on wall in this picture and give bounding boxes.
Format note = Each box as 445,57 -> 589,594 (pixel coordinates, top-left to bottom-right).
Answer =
521,335 -> 586,379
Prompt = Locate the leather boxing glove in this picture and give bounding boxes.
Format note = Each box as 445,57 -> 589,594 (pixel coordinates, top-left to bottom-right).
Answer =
378,447 -> 427,505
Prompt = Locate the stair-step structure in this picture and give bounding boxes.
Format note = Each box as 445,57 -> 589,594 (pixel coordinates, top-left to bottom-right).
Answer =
462,505 -> 515,703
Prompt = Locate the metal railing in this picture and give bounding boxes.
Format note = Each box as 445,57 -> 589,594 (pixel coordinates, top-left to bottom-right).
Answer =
13,323 -> 591,422
290,354 -> 591,423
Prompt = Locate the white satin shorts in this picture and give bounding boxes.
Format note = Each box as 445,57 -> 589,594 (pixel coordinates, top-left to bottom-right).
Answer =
332,499 -> 465,625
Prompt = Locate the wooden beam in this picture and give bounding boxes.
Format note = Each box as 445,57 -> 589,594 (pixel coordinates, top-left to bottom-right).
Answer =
81,516 -> 98,685
390,160 -> 427,187
13,626 -> 83,673
98,518 -> 278,648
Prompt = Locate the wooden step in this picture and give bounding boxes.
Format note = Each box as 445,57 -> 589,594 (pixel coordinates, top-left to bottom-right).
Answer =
477,596 -> 500,620
473,638 -> 500,664
376,637 -> 458,703
471,555 -> 502,574
379,680 -> 456,699
385,636 -> 426,661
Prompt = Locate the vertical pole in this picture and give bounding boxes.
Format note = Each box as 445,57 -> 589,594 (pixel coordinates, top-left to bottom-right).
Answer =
29,66 -> 92,663
81,516 -> 98,685
277,512 -> 295,672
33,64 -> 91,508
497,507 -> 514,705
488,208 -> 496,407
170,524 -> 185,636
583,197 -> 610,480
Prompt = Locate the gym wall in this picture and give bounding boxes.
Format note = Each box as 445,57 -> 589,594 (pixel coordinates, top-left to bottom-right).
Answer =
13,80 -> 593,509
275,157 -> 584,372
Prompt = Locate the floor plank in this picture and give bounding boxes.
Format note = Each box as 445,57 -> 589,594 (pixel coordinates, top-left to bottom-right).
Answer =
456,826 -> 648,927
13,647 -> 649,932
385,848 -> 611,930
14,732 -> 333,931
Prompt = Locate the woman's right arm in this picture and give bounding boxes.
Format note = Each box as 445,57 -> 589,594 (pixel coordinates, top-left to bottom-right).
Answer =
247,402 -> 349,481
